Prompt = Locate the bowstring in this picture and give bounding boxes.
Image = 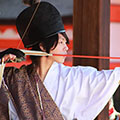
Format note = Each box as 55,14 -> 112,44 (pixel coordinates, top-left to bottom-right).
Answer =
15,2 -> 120,60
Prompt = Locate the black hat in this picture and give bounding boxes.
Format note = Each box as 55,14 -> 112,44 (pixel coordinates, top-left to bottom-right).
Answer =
16,2 -> 66,48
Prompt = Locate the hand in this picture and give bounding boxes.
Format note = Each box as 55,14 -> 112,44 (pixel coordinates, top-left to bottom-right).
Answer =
2,54 -> 16,63
0,48 -> 25,63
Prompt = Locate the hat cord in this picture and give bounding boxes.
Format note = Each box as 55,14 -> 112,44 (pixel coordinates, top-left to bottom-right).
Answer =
17,2 -> 41,49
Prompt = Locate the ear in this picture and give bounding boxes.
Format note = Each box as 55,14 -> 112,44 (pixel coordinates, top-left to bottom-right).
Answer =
39,43 -> 46,52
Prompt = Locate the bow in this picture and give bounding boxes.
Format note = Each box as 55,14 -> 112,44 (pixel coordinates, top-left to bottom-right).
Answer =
0,59 -> 5,88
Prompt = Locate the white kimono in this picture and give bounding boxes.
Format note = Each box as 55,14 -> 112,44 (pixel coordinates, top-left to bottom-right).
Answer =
9,62 -> 120,120
43,62 -> 120,120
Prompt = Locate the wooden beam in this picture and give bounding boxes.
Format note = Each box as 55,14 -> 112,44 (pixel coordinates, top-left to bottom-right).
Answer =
73,0 -> 110,119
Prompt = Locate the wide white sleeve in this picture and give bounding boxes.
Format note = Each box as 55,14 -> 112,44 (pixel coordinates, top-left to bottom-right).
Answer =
73,66 -> 120,120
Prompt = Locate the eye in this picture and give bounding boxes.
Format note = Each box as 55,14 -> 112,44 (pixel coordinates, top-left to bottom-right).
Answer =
58,40 -> 63,44
59,41 -> 63,44
58,37 -> 67,44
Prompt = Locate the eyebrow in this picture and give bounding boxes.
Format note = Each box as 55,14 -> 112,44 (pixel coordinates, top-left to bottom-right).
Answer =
59,36 -> 67,42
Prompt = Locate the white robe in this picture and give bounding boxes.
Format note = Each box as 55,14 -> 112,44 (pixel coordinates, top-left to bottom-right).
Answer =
43,62 -> 120,120
9,62 -> 120,120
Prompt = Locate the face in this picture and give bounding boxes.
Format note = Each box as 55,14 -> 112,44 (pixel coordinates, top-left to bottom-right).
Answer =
49,33 -> 69,63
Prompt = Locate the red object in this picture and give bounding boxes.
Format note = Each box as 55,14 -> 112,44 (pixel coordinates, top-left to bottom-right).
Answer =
109,108 -> 114,116
111,5 -> 120,22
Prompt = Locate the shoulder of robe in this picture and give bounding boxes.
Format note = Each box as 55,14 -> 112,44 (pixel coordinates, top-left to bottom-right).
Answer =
3,65 -> 28,85
59,63 -> 73,78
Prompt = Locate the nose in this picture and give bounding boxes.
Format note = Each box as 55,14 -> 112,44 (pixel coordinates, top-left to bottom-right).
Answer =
64,43 -> 69,51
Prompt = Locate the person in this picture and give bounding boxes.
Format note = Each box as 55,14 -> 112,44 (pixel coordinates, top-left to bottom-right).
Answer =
0,1 -> 120,120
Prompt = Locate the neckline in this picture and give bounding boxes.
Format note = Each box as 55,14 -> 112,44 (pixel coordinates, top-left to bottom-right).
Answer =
43,62 -> 58,84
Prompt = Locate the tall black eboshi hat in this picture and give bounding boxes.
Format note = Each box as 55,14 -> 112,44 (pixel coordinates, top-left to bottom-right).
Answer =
16,2 -> 66,48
